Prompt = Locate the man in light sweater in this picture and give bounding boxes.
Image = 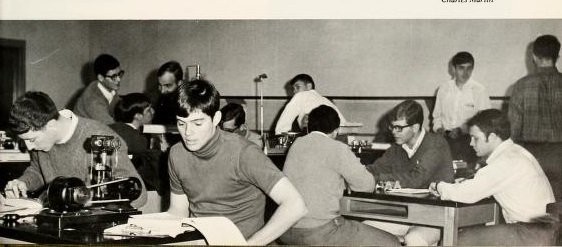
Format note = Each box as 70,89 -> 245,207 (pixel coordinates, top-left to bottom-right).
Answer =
280,105 -> 399,246
275,74 -> 346,134
430,109 -> 556,245
4,91 -> 147,208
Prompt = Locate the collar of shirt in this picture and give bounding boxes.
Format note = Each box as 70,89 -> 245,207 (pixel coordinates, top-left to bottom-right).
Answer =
450,78 -> 476,92
57,109 -> 79,144
126,123 -> 137,130
401,128 -> 426,158
485,138 -> 514,165
536,66 -> 559,74
97,82 -> 116,103
310,131 -> 328,138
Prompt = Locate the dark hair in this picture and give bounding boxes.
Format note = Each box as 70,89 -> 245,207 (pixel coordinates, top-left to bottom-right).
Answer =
452,51 -> 475,67
308,105 -> 340,134
177,79 -> 220,118
467,109 -> 510,141
390,100 -> 424,129
114,93 -> 152,123
219,103 -> 245,128
8,91 -> 60,134
157,61 -> 183,81
94,54 -> 120,76
533,34 -> 560,63
289,74 -> 315,89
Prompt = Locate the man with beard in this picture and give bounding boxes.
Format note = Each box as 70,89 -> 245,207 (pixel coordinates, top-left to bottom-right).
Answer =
153,61 -> 183,125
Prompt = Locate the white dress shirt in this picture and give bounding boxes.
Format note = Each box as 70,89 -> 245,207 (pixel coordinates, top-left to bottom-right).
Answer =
97,82 -> 116,103
275,90 -> 346,135
432,78 -> 491,131
438,139 -> 555,223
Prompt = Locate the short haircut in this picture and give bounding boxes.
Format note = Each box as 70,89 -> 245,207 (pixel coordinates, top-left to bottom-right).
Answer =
219,103 -> 245,128
94,54 -> 120,76
467,109 -> 511,141
452,51 -> 475,67
289,74 -> 315,89
157,61 -> 183,81
8,91 -> 60,135
390,100 -> 424,128
114,93 -> 152,123
308,105 -> 340,134
533,34 -> 560,63
177,79 -> 220,118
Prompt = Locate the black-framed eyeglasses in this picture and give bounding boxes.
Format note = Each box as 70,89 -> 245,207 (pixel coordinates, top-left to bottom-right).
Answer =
388,123 -> 414,132
105,70 -> 125,80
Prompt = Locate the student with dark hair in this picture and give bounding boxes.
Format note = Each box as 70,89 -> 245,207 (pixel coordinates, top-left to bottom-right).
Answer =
430,109 -> 556,245
74,54 -> 124,124
275,73 -> 347,134
166,79 -> 307,245
109,93 -> 164,213
280,105 -> 400,246
433,51 -> 491,166
219,103 -> 262,148
364,100 -> 454,246
153,61 -> 183,125
4,91 -> 147,208
509,34 -> 562,201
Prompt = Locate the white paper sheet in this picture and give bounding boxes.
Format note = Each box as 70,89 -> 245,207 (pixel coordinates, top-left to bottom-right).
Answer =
0,198 -> 43,216
181,217 -> 247,245
386,188 -> 430,194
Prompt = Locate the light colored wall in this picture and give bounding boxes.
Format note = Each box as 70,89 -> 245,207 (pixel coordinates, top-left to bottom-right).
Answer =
0,21 -> 90,109
3,20 -> 561,134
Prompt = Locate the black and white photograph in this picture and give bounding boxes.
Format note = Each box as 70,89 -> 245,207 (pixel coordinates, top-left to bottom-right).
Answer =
0,0 -> 561,245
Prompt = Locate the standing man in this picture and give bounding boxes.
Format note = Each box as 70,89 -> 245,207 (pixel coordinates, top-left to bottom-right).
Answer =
430,109 -> 556,246
4,91 -> 147,208
166,79 -> 307,245
74,54 -> 124,124
433,51 -> 491,166
364,100 -> 454,246
275,74 -> 347,135
280,105 -> 399,246
153,61 -> 183,125
508,34 -> 562,201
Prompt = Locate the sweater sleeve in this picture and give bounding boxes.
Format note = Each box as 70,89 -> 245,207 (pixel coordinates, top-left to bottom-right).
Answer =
18,151 -> 46,191
334,146 -> 375,192
365,146 -> 397,176
508,82 -> 524,141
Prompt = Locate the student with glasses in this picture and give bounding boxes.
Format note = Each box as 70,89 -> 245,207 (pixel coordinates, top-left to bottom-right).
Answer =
363,100 -> 454,246
74,54 -> 125,124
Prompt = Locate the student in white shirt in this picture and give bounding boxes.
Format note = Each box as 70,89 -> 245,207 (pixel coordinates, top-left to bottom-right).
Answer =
432,52 -> 491,166
274,74 -> 346,135
430,109 -> 556,246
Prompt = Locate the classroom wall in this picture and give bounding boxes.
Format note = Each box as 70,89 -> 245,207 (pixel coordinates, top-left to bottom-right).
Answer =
0,21 -> 90,109
2,20 -> 561,134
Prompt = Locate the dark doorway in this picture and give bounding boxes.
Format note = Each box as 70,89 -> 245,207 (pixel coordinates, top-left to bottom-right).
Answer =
0,38 -> 26,130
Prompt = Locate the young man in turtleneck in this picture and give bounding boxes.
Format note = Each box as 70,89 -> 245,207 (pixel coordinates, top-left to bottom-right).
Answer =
166,79 -> 307,245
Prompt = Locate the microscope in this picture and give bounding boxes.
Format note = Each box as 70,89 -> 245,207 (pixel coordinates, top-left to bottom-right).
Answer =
35,135 -> 143,229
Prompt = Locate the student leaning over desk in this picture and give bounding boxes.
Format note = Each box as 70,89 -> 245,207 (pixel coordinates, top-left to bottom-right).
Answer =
430,109 -> 556,246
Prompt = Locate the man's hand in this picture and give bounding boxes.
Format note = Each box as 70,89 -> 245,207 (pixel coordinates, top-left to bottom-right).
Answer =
429,182 -> 441,197
4,179 -> 28,199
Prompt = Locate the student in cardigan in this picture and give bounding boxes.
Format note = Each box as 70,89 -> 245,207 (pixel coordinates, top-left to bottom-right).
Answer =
364,99 -> 454,246
219,103 -> 263,148
274,74 -> 347,134
166,79 -> 307,245
430,109 -> 556,246
74,54 -> 124,124
280,105 -> 400,246
109,93 -> 165,213
4,91 -> 147,208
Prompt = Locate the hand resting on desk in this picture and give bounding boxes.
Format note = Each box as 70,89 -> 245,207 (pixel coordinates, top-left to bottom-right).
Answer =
4,179 -> 28,199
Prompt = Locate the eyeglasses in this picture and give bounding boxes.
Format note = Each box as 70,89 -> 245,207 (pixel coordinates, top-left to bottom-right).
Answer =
105,70 -> 125,81
388,123 -> 414,132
